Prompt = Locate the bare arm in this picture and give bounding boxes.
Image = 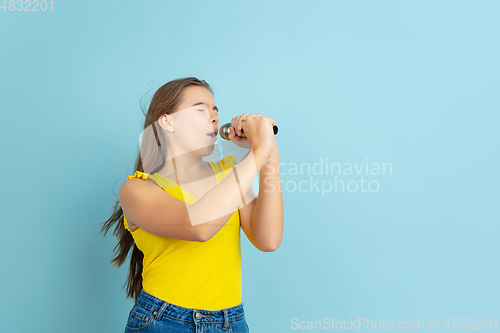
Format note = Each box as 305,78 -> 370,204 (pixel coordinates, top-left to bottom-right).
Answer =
239,140 -> 284,251
188,146 -> 276,240
119,146 -> 273,242
251,141 -> 283,250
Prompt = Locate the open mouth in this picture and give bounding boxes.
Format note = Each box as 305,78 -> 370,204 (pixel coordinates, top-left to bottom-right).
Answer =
207,133 -> 217,141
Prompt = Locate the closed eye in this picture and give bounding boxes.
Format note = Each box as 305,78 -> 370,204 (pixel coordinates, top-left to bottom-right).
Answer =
198,109 -> 218,115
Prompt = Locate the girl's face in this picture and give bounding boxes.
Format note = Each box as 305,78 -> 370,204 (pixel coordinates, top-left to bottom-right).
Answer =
165,86 -> 220,153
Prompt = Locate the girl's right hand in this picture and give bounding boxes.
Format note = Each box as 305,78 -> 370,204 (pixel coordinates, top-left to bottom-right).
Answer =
236,114 -> 276,153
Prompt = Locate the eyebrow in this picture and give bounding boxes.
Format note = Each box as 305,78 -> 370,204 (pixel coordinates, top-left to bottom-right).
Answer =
192,102 -> 218,112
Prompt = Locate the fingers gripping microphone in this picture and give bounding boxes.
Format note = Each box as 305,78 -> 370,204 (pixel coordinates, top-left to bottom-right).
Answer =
219,123 -> 279,141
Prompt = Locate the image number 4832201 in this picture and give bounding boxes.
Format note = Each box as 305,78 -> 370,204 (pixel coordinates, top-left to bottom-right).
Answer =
1,0 -> 54,11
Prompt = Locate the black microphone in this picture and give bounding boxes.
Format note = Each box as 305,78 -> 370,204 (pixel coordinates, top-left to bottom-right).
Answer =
219,123 -> 278,141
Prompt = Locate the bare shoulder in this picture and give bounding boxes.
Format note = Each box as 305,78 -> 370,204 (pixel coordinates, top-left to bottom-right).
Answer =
117,176 -> 199,241
119,177 -> 162,232
120,177 -> 162,196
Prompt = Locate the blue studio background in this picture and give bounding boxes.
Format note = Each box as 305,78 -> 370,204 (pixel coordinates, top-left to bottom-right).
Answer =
1,1 -> 498,332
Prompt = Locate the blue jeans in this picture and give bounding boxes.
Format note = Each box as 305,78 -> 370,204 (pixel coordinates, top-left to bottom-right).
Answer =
124,289 -> 250,332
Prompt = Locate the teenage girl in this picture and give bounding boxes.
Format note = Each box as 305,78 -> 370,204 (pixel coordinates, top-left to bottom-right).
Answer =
101,77 -> 283,333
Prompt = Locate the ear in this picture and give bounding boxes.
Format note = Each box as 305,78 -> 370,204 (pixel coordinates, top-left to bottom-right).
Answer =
157,114 -> 174,133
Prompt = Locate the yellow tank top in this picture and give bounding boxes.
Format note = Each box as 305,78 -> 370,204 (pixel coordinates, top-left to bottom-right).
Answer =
123,156 -> 242,311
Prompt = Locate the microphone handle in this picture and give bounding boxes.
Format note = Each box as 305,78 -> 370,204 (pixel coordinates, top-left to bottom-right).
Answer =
219,123 -> 278,140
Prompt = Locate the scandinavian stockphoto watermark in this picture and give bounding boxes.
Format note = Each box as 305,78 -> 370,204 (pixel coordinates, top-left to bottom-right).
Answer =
262,157 -> 393,196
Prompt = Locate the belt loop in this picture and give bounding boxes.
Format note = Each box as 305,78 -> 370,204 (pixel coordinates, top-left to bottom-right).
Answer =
155,301 -> 169,320
223,308 -> 230,329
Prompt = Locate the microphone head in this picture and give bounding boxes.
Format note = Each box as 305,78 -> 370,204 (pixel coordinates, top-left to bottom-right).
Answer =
219,123 -> 231,140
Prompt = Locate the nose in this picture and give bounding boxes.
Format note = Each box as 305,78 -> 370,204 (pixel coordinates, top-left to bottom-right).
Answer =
210,110 -> 219,124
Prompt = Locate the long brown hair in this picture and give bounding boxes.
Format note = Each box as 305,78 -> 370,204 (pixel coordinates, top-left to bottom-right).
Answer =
100,77 -> 214,302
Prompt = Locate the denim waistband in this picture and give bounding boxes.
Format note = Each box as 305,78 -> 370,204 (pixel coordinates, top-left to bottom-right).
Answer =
135,289 -> 245,326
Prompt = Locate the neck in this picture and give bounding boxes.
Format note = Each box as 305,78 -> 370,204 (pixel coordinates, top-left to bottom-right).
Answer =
156,150 -> 207,184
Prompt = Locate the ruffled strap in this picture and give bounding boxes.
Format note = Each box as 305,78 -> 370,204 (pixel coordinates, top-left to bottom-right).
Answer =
221,155 -> 237,171
127,170 -> 149,181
